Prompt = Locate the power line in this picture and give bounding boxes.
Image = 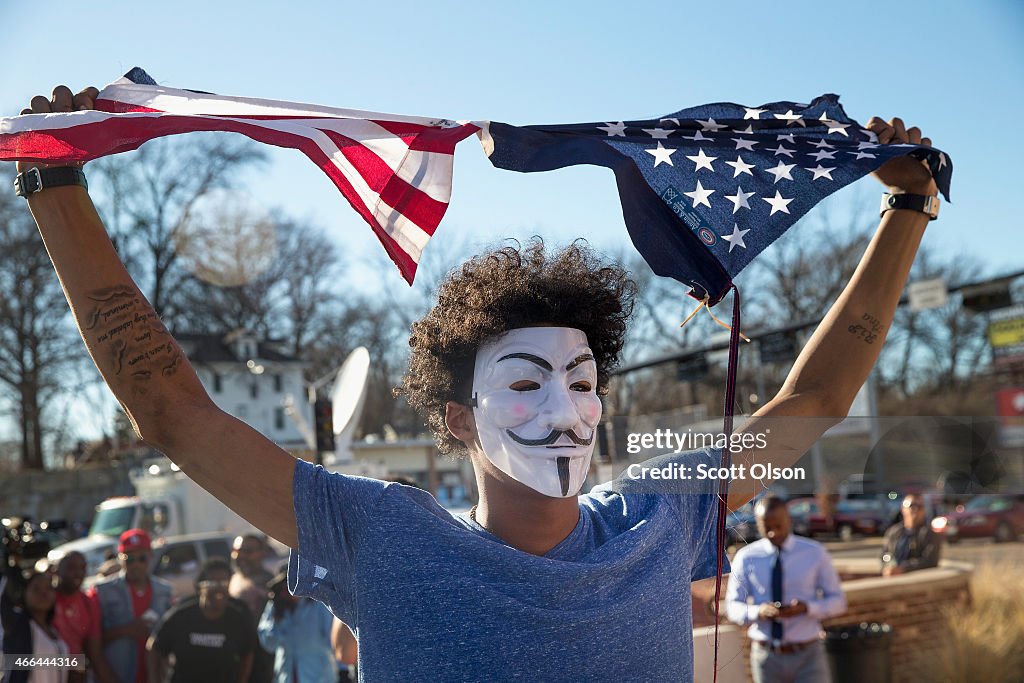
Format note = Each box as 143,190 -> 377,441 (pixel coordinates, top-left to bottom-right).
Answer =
612,269 -> 1024,377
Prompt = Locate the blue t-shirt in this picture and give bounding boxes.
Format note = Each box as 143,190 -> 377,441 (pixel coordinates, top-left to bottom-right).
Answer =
288,448 -> 727,682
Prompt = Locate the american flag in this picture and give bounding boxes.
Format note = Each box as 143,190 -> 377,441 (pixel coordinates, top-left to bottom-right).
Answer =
0,68 -> 480,284
482,96 -> 953,305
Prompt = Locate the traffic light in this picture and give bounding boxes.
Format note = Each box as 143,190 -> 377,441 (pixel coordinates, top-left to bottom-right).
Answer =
961,281 -> 1012,313
313,398 -> 335,452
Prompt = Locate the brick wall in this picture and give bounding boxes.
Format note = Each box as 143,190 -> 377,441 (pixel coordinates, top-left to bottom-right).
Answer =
820,559 -> 971,683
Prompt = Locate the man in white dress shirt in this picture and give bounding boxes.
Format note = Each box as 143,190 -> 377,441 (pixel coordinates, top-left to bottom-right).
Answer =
726,495 -> 847,683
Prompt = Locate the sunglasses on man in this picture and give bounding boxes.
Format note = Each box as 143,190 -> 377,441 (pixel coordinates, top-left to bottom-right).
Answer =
119,553 -> 150,564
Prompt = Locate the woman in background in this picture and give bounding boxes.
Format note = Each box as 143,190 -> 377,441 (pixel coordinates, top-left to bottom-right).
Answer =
2,567 -> 71,683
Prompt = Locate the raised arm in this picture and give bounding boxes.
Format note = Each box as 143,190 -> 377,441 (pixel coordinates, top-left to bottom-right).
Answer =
730,117 -> 939,509
17,86 -> 298,547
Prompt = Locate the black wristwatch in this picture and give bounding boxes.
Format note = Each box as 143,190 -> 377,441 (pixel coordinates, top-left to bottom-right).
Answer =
879,192 -> 940,221
14,167 -> 88,198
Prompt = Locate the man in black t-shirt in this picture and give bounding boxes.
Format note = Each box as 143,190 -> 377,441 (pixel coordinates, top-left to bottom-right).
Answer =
147,558 -> 256,683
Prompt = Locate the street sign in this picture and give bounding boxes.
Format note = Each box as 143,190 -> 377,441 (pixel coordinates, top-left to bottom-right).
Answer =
989,305 -> 1024,368
676,354 -> 709,382
907,278 -> 948,311
995,387 -> 1024,447
759,331 -> 799,364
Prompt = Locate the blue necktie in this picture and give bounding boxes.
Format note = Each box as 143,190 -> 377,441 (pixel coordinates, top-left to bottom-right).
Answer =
771,545 -> 784,643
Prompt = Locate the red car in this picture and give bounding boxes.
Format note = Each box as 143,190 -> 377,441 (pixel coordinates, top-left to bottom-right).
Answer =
931,495 -> 1024,543
787,498 -> 830,538
787,497 -> 889,540
833,499 -> 890,538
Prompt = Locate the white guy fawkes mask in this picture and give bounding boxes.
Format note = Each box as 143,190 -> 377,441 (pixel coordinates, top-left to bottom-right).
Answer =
471,327 -> 602,498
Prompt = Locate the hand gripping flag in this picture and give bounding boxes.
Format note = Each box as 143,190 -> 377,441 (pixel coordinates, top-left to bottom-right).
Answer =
480,96 -> 952,305
0,68 -> 480,284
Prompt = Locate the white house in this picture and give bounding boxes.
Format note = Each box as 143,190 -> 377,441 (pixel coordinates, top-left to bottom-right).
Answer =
176,330 -> 313,451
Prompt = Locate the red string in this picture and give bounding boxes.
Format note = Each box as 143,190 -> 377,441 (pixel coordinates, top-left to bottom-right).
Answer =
711,284 -> 741,683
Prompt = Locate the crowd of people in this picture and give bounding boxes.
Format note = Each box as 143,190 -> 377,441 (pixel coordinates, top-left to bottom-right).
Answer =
0,494 -> 947,683
1,529 -> 351,683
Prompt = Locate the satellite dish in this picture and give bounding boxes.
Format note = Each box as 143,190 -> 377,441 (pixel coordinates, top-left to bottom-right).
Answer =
329,347 -> 370,464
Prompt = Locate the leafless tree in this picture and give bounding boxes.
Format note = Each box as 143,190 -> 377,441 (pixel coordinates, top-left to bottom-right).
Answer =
0,171 -> 84,470
276,216 -> 341,357
303,294 -> 413,438
877,248 -> 993,410
608,249 -> 723,417
605,190 -> 999,420
174,206 -> 344,361
172,199 -> 280,337
89,134 -> 266,327
740,195 -> 876,324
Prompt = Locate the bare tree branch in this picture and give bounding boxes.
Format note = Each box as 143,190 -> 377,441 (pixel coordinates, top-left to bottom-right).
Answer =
0,169 -> 85,469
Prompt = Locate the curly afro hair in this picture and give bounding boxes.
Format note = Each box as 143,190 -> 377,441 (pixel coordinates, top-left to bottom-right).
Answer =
397,239 -> 636,456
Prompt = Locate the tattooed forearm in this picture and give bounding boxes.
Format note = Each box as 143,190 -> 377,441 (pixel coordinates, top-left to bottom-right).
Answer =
84,286 -> 135,330
86,286 -> 181,380
847,312 -> 886,345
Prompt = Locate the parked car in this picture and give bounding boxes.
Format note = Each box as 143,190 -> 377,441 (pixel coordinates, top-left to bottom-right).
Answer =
48,536 -> 118,578
833,499 -> 890,539
787,498 -> 828,538
931,494 -> 1024,544
150,532 -> 237,599
153,531 -> 287,600
786,497 -> 889,540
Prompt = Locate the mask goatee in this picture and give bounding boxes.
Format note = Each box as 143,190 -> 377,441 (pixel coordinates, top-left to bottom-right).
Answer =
557,456 -> 571,496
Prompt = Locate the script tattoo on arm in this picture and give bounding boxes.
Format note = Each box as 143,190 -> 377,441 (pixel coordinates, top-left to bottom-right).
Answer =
846,312 -> 886,345
85,286 -> 182,381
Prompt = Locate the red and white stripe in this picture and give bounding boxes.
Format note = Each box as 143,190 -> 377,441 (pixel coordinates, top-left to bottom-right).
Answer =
0,74 -> 480,283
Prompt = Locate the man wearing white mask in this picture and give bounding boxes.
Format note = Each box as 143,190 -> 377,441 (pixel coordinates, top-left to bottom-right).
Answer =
469,326 -> 601,499
16,85 -> 938,682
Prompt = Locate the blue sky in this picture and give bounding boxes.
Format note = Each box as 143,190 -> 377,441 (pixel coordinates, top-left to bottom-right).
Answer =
2,0 -> 1023,443
3,1 -> 1023,276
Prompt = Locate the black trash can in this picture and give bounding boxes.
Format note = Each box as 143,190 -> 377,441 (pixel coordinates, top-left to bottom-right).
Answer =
825,622 -> 892,683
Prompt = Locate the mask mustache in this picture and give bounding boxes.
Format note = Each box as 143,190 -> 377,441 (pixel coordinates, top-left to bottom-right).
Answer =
506,428 -> 593,447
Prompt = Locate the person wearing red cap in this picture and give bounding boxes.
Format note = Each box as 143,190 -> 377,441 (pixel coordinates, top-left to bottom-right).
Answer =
87,529 -> 173,683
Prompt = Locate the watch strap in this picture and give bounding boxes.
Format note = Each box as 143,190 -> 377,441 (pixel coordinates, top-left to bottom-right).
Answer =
14,167 -> 88,198
879,192 -> 940,221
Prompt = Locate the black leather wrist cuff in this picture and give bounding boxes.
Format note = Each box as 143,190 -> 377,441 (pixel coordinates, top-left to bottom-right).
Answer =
879,192 -> 940,221
14,167 -> 88,198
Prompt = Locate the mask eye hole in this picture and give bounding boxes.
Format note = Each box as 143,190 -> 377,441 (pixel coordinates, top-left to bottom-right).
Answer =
570,381 -> 593,392
510,380 -> 541,392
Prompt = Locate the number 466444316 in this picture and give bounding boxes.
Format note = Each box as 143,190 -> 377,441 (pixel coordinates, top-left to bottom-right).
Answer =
6,655 -> 81,670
